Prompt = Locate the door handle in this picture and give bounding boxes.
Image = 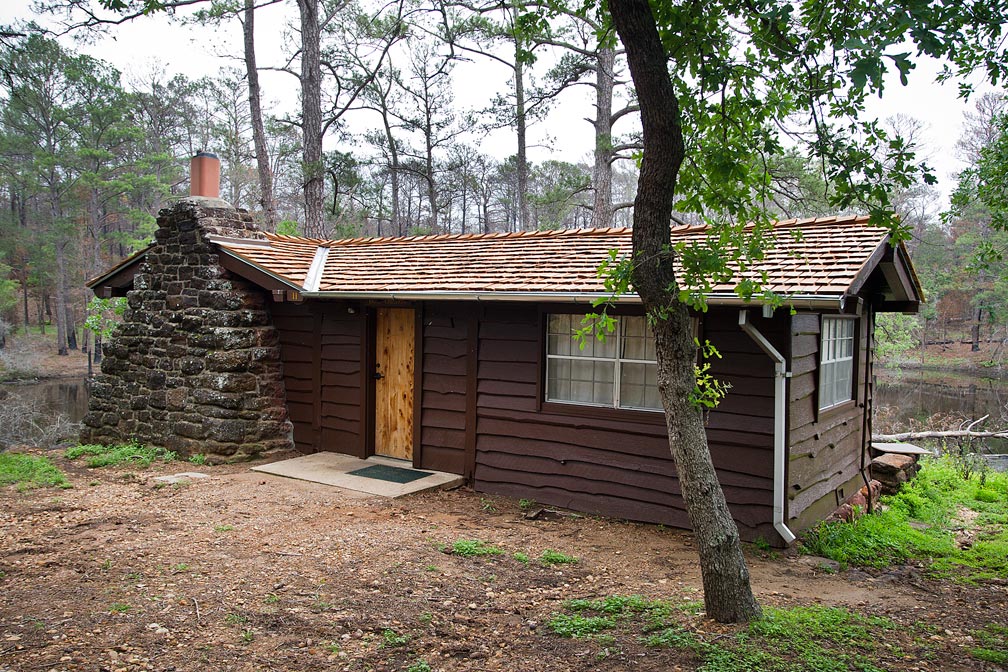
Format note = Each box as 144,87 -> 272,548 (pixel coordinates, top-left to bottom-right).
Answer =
374,371 -> 384,380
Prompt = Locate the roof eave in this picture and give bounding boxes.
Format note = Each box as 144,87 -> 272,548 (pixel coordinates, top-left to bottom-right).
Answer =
299,289 -> 845,309
86,245 -> 152,294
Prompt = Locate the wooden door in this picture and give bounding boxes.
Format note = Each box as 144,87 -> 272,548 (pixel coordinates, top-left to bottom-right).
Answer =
374,307 -> 415,460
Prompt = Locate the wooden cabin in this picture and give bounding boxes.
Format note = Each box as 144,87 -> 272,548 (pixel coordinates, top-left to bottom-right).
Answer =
86,199 -> 922,545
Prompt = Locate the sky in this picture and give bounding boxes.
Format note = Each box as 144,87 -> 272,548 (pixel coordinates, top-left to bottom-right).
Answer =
2,0 -> 987,213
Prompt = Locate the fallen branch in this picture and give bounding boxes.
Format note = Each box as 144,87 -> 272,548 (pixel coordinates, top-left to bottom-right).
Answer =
192,598 -> 201,625
874,429 -> 1008,442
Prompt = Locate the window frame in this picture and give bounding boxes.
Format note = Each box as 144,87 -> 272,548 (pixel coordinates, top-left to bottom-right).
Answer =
817,314 -> 857,412
543,312 -> 663,414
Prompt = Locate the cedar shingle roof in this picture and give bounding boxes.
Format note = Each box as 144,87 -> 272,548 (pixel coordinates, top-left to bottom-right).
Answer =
214,214 -> 920,305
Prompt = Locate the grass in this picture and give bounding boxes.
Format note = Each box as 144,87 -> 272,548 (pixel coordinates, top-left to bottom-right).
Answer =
381,628 -> 410,647
109,603 -> 131,613
802,456 -> 1008,583
540,549 -> 578,566
450,539 -> 503,557
550,595 -> 900,671
65,441 -> 176,468
0,452 -> 70,490
970,623 -> 1008,665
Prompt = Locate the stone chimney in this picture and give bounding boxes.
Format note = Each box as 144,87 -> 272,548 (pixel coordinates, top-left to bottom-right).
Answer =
81,190 -> 292,462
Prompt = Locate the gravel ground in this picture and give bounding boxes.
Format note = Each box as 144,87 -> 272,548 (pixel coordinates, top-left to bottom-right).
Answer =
2,449 -> 1006,671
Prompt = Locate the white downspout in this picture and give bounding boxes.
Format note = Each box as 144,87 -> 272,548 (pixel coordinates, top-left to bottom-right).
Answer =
739,310 -> 797,544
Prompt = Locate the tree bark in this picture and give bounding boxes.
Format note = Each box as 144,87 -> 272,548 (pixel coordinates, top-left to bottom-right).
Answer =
972,308 -> 982,352
244,0 -> 277,230
609,0 -> 761,623
66,306 -> 77,351
514,53 -> 530,231
298,0 -> 325,238
381,109 -> 402,236
591,46 -> 616,228
53,238 -> 68,356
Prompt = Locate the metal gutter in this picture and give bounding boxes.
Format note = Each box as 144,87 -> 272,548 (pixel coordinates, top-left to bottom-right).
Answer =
297,290 -> 844,308
739,309 -> 797,545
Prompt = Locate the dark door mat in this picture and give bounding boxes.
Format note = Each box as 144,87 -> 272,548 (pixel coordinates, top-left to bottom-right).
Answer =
348,464 -> 432,484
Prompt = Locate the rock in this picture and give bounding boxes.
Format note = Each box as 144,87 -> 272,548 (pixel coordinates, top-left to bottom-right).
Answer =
872,453 -> 919,494
797,555 -> 841,574
153,472 -> 210,485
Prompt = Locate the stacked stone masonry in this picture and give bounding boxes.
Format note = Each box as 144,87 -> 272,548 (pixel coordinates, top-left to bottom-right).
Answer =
81,198 -> 294,461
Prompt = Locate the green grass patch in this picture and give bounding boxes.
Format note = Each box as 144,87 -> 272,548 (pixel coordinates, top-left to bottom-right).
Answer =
540,549 -> 578,566
450,539 -> 503,557
381,628 -> 410,647
65,441 -> 176,468
548,613 -> 618,638
802,456 -> 1008,582
970,623 -> 1008,665
0,452 -> 70,490
552,596 -> 899,671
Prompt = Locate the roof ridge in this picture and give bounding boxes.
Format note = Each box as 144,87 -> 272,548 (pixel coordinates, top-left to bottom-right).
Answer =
261,215 -> 879,247
320,226 -> 636,246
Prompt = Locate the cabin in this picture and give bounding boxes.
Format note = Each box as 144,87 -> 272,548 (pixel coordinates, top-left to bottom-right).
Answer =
84,196 -> 922,545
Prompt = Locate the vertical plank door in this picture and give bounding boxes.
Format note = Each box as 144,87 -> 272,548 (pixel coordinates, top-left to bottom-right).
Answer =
374,307 -> 415,460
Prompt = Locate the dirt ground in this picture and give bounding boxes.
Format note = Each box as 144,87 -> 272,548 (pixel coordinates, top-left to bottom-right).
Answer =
2,450 -> 1006,672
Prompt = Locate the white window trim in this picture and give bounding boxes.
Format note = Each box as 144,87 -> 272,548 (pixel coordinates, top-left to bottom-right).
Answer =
818,315 -> 856,411
545,315 -> 663,412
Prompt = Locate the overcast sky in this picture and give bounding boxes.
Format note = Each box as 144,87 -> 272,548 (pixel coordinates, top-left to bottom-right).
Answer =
4,0 -> 986,213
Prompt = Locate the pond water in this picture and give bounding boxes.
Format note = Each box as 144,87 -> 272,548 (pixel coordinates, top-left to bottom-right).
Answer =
873,369 -> 1008,429
0,377 -> 90,423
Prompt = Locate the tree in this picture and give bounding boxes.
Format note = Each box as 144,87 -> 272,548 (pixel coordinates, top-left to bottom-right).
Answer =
0,35 -> 100,355
590,0 -> 1008,623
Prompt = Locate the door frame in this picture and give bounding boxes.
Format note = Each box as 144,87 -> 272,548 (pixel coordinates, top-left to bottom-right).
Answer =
365,302 -> 423,468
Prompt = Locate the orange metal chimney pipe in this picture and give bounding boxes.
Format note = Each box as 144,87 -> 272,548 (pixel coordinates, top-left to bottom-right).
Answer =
190,151 -> 221,198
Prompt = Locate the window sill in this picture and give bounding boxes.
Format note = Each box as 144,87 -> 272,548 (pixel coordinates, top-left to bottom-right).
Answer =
541,401 -> 667,425
817,399 -> 857,422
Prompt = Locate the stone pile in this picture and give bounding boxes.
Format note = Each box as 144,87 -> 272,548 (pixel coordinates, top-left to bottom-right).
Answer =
871,452 -> 920,495
80,198 -> 293,461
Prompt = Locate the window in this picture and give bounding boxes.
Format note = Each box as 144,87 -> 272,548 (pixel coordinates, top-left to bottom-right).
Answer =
819,316 -> 855,410
545,314 -> 662,412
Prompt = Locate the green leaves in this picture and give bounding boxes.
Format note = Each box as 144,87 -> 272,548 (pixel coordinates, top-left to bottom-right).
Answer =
690,339 -> 730,410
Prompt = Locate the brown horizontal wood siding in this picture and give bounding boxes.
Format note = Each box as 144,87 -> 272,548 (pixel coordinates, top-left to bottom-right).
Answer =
418,303 -> 469,474
473,303 -> 779,542
319,306 -> 365,457
271,302 -> 317,454
271,302 -> 364,456
787,312 -> 868,529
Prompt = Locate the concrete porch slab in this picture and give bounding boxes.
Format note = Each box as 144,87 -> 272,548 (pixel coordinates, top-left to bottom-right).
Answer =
250,452 -> 464,498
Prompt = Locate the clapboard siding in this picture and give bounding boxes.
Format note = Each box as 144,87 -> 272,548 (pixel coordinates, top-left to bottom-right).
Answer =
418,303 -> 468,474
272,302 -> 316,453
319,308 -> 364,456
271,302 -> 364,456
786,312 -> 869,529
473,304 -> 778,541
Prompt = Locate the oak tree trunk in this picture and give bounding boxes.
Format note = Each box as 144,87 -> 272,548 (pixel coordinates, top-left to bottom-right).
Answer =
298,0 -> 325,238
609,0 -> 762,624
244,0 -> 278,230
